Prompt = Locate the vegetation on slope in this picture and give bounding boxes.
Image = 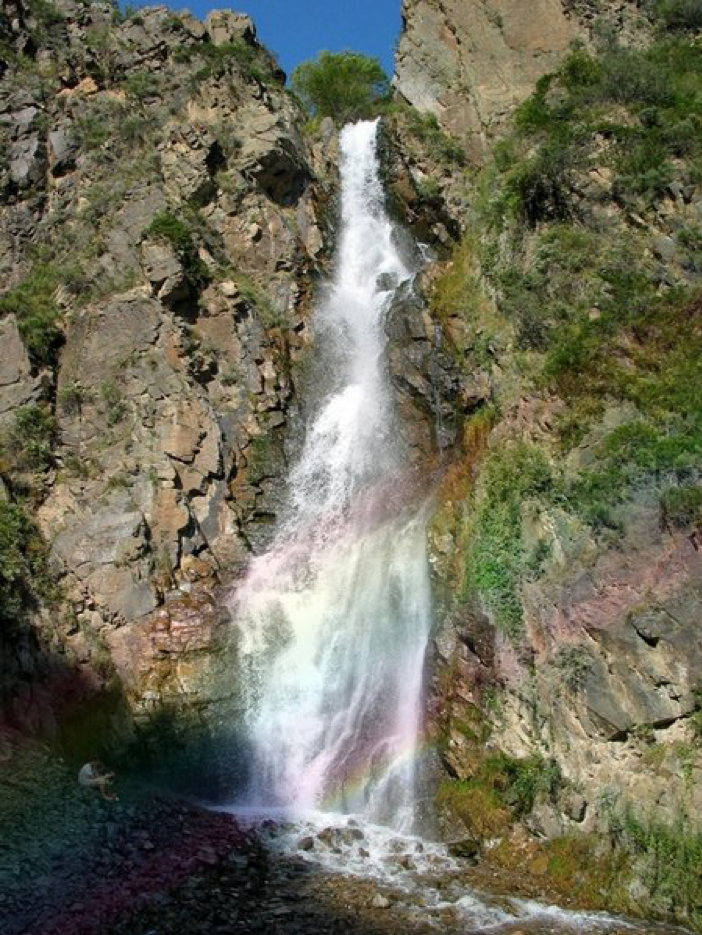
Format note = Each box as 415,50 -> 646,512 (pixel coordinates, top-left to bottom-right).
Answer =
291,50 -> 390,124
432,24 -> 702,634
428,14 -> 702,925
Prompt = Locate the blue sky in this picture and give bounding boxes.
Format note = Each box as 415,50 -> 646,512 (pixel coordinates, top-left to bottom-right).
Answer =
165,1 -> 403,77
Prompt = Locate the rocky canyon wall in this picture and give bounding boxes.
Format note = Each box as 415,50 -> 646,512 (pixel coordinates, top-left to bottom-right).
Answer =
392,0 -> 702,924
0,0 -> 328,747
0,0 -> 466,769
395,0 -> 651,159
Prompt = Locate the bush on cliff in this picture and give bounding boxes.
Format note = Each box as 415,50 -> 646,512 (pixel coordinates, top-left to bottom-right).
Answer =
0,500 -> 52,626
654,0 -> 702,32
0,264 -> 63,367
290,51 -> 390,124
6,405 -> 59,472
143,211 -> 211,290
465,443 -> 554,633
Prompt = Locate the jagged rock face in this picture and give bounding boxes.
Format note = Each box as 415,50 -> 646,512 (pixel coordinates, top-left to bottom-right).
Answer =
0,0 -> 460,748
394,0 -> 647,158
385,280 -> 489,459
392,0 -> 702,887
0,0 -> 334,738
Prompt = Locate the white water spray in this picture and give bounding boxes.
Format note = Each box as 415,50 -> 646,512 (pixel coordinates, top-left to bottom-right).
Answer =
221,122 -> 682,935
232,120 -> 431,831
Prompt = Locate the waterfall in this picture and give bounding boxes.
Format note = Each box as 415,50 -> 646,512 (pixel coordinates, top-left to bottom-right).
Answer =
232,119 -> 432,833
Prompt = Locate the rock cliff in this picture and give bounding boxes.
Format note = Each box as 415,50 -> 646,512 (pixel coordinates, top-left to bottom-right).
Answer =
395,0 -> 651,159
393,0 -> 702,925
0,0 -> 329,746
0,0 -> 464,770
1,0 -> 702,927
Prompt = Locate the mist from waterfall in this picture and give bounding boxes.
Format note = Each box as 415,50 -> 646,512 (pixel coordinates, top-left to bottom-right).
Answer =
231,119 -> 432,832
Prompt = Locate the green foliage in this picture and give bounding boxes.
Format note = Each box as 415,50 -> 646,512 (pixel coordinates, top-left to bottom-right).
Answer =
654,0 -> 702,32
57,382 -> 85,415
622,809 -> 702,926
194,40 -> 273,84
498,38 -> 702,213
689,692 -> 702,742
505,139 -> 583,226
7,405 -> 58,472
290,51 -> 389,123
145,212 -> 193,253
26,0 -> 65,29
143,211 -> 211,290
485,752 -> 563,817
100,381 -> 127,427
661,484 -> 702,528
554,646 -> 593,690
470,37 -> 702,523
440,752 -> 563,836
0,500 -> 53,626
0,264 -> 63,366
122,70 -> 159,102
414,177 -> 442,202
404,109 -> 466,165
466,443 -> 554,632
234,273 -> 282,328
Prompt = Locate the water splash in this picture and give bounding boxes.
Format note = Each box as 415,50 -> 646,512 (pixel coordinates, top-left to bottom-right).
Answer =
231,120 -> 431,831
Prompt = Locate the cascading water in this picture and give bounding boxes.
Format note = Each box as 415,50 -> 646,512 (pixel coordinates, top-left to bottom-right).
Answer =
231,119 -> 431,832
221,121 -> 682,935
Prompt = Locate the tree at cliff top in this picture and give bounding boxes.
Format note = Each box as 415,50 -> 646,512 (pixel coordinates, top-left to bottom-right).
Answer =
290,51 -> 390,124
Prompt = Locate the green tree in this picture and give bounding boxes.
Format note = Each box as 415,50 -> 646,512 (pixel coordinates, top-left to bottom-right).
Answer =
290,51 -> 390,124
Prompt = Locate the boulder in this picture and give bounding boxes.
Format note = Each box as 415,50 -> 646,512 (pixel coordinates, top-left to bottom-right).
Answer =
204,10 -> 256,46
158,124 -> 220,205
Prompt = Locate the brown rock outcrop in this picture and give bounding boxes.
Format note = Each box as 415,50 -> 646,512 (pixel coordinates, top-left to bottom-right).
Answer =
394,0 -> 648,159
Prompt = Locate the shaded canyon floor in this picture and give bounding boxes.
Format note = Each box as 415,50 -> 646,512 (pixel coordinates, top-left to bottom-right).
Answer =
0,743 -> 688,935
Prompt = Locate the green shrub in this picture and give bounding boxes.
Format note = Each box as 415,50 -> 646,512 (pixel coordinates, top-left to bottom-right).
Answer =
290,51 -> 390,123
441,753 -> 563,834
0,264 -> 63,366
599,48 -> 674,107
655,0 -> 702,32
122,70 -> 159,102
405,110 -> 466,164
504,140 -> 582,226
100,381 -> 127,426
0,500 -> 53,625
234,273 -> 282,327
661,485 -> 702,528
57,381 -> 85,415
415,177 -> 442,202
143,211 -> 211,290
622,808 -> 702,925
466,443 -> 554,632
484,752 -> 563,816
26,0 -> 64,29
554,646 -> 593,690
194,40 -> 272,84
564,420 -> 702,528
7,405 -> 58,471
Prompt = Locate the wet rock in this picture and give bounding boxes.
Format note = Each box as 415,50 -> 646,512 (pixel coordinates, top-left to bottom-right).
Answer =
447,839 -> 480,862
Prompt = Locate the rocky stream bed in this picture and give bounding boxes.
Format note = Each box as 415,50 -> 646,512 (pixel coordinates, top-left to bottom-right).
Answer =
0,740 -> 688,935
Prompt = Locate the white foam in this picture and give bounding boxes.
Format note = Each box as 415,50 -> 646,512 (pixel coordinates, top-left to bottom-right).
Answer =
228,120 -> 431,830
